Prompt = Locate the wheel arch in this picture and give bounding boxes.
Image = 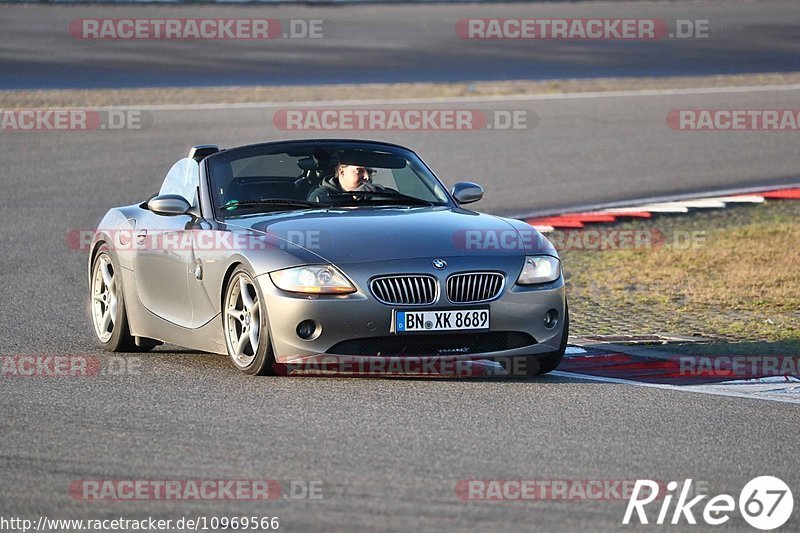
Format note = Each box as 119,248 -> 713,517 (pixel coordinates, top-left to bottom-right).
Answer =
88,237 -> 112,287
220,260 -> 244,311
220,254 -> 265,308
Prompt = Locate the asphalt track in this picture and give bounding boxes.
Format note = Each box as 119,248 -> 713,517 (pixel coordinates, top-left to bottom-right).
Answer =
2,1 -> 800,530
1,83 -> 799,530
1,1 -> 800,88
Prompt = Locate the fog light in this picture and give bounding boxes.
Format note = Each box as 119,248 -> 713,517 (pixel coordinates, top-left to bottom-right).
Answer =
296,320 -> 318,340
543,309 -> 559,329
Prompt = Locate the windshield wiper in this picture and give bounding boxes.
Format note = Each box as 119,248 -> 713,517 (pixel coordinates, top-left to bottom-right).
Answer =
328,190 -> 436,206
221,199 -> 320,212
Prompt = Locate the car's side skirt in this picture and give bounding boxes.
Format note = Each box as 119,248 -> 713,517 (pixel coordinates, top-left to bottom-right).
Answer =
120,267 -> 227,355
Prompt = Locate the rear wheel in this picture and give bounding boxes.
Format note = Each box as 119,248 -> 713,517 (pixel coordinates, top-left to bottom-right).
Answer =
90,244 -> 154,352
223,267 -> 275,375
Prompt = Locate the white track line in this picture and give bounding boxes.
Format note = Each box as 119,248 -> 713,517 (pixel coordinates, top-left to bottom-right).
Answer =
614,203 -> 690,213
552,370 -> 800,405
52,83 -> 800,112
532,194 -> 766,226
707,195 -> 765,204
514,183 -> 800,220
565,346 -> 587,355
675,199 -> 728,209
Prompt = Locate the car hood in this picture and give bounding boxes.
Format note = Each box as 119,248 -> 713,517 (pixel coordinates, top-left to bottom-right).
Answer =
235,206 -> 553,264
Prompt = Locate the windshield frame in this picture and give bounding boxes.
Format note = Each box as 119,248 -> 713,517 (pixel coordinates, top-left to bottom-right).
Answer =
203,140 -> 456,221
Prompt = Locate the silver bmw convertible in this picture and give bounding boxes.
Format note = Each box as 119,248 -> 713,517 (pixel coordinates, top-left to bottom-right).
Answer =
88,140 -> 567,376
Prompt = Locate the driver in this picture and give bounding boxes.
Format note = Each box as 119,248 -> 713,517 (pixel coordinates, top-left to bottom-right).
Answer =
308,164 -> 386,203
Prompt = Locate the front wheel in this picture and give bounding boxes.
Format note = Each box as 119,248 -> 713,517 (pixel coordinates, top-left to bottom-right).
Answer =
223,267 -> 275,375
90,244 -> 148,352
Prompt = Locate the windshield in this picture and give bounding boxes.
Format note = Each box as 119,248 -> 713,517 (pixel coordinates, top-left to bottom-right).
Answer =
207,142 -> 452,218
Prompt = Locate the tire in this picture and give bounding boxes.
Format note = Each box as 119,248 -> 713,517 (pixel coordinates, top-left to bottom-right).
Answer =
90,244 -> 153,352
532,302 -> 569,375
222,267 -> 275,375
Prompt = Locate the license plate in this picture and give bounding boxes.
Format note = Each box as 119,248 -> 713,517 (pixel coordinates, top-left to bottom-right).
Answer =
394,308 -> 490,333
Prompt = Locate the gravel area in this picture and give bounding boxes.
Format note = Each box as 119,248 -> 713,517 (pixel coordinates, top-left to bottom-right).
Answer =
561,199 -> 800,344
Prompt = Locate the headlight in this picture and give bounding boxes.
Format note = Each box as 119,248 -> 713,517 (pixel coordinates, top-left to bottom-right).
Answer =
516,255 -> 561,285
269,265 -> 356,294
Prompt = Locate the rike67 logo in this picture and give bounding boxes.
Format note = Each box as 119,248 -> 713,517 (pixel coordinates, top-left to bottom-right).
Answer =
624,477 -> 794,530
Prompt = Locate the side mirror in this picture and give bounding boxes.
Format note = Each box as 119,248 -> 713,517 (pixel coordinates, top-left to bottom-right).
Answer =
451,182 -> 484,204
148,194 -> 191,216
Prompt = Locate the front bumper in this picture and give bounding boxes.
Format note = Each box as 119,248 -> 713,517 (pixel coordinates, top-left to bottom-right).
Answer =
255,256 -> 566,363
